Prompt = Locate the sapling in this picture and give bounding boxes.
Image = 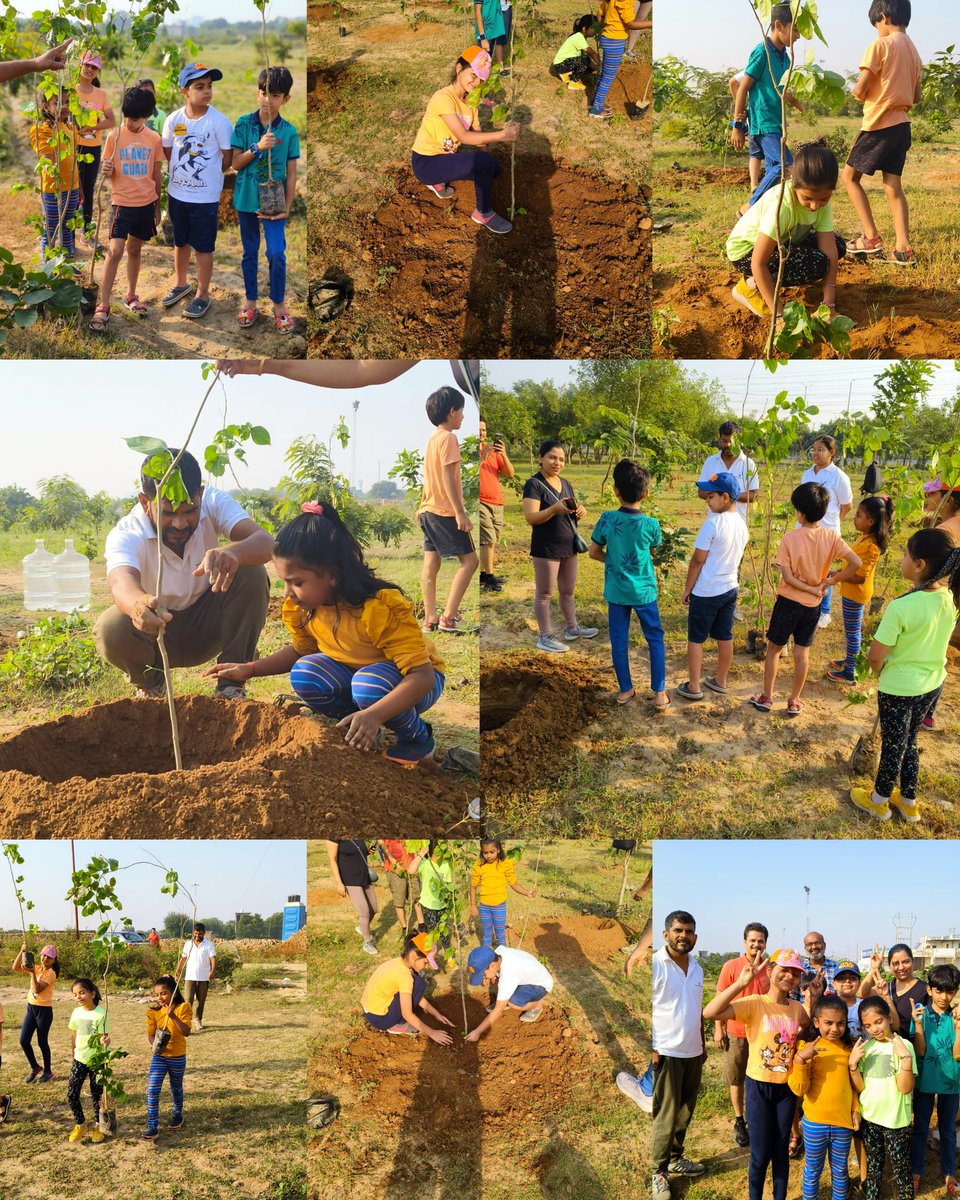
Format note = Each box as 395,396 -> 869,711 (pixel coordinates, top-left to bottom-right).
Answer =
252,0 -> 287,217
2,841 -> 40,965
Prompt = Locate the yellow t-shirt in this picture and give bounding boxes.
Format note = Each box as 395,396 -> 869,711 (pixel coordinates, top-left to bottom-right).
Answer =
601,0 -> 634,39
361,958 -> 415,1016
28,967 -> 57,1007
412,85 -> 480,156
788,1038 -> 860,1129
29,121 -> 79,193
281,589 -> 443,675
75,84 -> 108,147
417,428 -> 462,519
841,533 -> 881,606
471,857 -> 518,906
146,1000 -> 193,1058
730,993 -> 808,1083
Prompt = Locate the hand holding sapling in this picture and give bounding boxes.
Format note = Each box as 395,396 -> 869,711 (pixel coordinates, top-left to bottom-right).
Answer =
131,594 -> 172,636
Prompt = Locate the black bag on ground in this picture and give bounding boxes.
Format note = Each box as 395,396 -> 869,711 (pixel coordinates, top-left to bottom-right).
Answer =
861,462 -> 883,495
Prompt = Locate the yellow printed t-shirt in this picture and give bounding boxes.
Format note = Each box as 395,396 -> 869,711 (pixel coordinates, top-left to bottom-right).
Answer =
105,124 -> 162,206
840,532 -> 881,606
788,1038 -> 859,1129
602,0 -> 635,39
412,85 -> 479,156
860,32 -> 922,131
361,958 -> 414,1016
418,428 -> 463,518
730,993 -> 807,1084
29,122 -> 78,193
471,857 -> 518,906
75,85 -> 108,147
146,1000 -> 192,1058
282,589 -> 444,675
776,526 -> 850,608
726,182 -> 834,264
28,967 -> 57,1007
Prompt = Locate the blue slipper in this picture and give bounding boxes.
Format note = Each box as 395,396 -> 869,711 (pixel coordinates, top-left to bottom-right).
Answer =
383,722 -> 435,768
184,296 -> 211,319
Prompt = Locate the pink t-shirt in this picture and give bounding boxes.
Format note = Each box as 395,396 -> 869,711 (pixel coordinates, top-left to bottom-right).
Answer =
105,125 -> 162,207
776,526 -> 850,607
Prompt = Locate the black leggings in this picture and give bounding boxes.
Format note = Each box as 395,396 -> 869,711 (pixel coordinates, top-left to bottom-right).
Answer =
67,1059 -> 103,1124
550,53 -> 591,83
734,232 -> 847,288
20,1003 -> 53,1073
77,144 -> 102,225
862,1119 -> 912,1200
411,150 -> 501,216
875,685 -> 943,799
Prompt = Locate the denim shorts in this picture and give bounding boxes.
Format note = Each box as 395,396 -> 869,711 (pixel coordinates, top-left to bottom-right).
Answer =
748,133 -> 764,159
507,984 -> 548,1008
767,594 -> 820,648
167,195 -> 220,253
687,587 -> 737,644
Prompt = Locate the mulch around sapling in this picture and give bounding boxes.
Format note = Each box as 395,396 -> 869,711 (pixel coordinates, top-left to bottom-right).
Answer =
0,696 -> 474,838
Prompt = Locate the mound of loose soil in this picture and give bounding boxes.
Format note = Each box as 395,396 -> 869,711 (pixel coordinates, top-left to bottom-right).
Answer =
529,915 -> 630,966
608,62 -> 651,119
480,653 -> 606,795
309,2 -> 352,18
0,696 -> 473,838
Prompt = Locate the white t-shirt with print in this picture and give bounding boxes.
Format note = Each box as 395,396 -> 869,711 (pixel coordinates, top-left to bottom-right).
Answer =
163,105 -> 233,203
495,946 -> 553,1003
180,938 -> 216,981
692,510 -> 749,598
800,463 -> 853,532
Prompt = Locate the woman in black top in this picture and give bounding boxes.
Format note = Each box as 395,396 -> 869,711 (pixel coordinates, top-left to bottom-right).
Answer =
521,439 -> 598,654
326,840 -> 379,956
860,943 -> 929,1044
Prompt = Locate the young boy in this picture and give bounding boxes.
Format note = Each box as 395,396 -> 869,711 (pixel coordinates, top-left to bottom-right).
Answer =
231,65 -> 300,333
729,70 -> 764,192
589,459 -> 668,709
464,943 -> 554,1041
161,62 -> 233,319
90,86 -> 163,332
749,482 -> 862,716
135,78 -> 167,137
678,471 -> 749,702
909,963 -> 960,1193
417,386 -> 478,635
730,2 -> 804,214
842,0 -> 922,266
0,997 -> 8,1123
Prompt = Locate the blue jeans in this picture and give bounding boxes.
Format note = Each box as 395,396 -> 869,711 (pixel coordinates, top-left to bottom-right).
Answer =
238,210 -> 287,304
745,1076 -> 794,1200
608,600 -> 666,693
911,1089 -> 959,1178
820,585 -> 833,618
590,35 -> 627,114
748,132 -> 794,206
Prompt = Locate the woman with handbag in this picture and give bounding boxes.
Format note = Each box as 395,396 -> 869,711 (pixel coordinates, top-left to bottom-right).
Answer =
327,840 -> 380,956
522,439 -> 598,654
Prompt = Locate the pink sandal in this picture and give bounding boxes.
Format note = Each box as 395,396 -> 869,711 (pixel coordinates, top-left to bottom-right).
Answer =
89,305 -> 110,332
274,312 -> 295,334
849,233 -> 884,255
237,304 -> 258,328
123,294 -> 148,316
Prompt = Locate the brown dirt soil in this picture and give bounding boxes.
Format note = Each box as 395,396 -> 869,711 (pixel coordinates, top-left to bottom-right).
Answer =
480,652 -> 606,795
608,62 -> 651,119
363,21 -> 448,43
309,2 -> 352,17
528,914 -> 630,966
0,695 -> 474,838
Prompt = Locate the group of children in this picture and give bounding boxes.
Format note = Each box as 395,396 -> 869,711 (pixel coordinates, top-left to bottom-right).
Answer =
30,51 -> 300,332
725,0 -> 923,321
548,3 -> 651,118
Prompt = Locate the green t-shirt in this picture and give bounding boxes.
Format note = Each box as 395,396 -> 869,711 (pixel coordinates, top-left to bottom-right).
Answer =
69,1004 -> 109,1065
554,31 -> 589,65
418,857 -> 452,910
591,508 -> 661,607
726,181 -> 834,262
910,1008 -> 960,1095
230,111 -> 301,213
875,587 -> 957,697
859,1037 -> 917,1128
745,38 -> 790,135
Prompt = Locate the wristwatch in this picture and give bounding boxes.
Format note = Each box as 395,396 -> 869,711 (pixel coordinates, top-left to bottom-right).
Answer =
730,119 -> 748,132
249,143 -> 261,158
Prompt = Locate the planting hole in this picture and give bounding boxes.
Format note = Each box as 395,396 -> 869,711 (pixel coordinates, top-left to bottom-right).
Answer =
480,677 -> 543,732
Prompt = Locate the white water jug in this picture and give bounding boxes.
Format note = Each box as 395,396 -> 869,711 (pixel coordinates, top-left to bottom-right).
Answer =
54,538 -> 91,612
22,539 -> 57,611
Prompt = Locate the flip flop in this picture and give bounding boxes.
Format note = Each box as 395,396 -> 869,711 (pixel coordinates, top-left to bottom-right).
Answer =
237,304 -> 258,328
702,676 -> 728,694
653,695 -> 672,711
616,689 -> 636,705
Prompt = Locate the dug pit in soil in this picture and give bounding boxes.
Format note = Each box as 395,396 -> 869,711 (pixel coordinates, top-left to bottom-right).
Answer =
0,696 -> 474,838
529,915 -> 631,967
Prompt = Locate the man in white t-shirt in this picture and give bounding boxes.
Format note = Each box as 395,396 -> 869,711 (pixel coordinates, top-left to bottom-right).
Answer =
94,448 -> 272,698
464,944 -> 554,1041
699,422 -> 760,525
176,923 -> 216,1030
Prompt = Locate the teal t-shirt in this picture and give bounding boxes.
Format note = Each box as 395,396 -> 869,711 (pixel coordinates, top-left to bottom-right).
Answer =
875,587 -> 957,697
474,0 -> 505,42
910,1008 -> 960,1095
230,111 -> 301,213
745,38 -> 790,135
591,508 -> 662,607
859,1037 -> 917,1129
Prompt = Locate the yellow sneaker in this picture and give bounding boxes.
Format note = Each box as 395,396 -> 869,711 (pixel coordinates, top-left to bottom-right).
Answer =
849,787 -> 892,821
68,1123 -> 86,1142
88,1126 -> 105,1143
731,278 -> 771,318
566,81 -> 586,91
888,788 -> 920,824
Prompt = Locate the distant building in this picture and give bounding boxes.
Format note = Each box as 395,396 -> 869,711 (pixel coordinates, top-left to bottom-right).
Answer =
914,933 -> 960,971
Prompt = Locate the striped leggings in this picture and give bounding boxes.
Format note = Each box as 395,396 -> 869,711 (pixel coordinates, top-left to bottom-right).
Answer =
146,1053 -> 186,1134
289,653 -> 443,744
67,1059 -> 103,1125
41,188 -> 79,256
841,597 -> 864,674
479,901 -> 507,947
800,1115 -> 852,1200
589,35 -> 627,114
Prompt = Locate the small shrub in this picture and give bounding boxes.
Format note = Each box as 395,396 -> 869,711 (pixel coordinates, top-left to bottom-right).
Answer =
231,965 -> 276,990
819,126 -> 852,165
0,613 -> 104,691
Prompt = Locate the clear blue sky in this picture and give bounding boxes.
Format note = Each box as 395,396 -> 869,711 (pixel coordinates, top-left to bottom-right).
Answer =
0,840 -> 306,931
654,840 -> 960,961
12,1 -> 305,22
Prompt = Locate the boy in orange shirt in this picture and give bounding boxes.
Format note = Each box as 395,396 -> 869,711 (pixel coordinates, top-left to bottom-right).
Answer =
90,86 -> 163,332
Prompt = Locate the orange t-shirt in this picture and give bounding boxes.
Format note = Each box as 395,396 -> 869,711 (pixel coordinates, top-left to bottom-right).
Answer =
76,84 -> 109,147
105,124 -> 162,206
479,445 -> 506,506
417,428 -> 463,518
28,967 -> 57,1007
859,32 -> 922,131
938,512 -> 960,546
776,526 -> 850,607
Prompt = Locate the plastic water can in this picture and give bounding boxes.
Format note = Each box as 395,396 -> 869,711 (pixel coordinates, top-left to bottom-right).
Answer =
22,539 -> 57,611
54,538 -> 91,612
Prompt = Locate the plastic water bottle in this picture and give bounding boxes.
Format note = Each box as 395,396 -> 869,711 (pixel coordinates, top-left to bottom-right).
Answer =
54,538 -> 91,612
22,539 -> 57,611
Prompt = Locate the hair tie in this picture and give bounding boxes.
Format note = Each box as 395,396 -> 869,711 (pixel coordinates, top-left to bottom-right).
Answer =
301,501 -> 325,516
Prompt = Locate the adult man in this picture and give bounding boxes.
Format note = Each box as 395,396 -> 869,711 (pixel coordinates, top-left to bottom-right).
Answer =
377,840 -> 424,938
177,923 -> 216,1031
714,922 -> 770,1147
652,910 -> 706,1198
699,422 -> 760,525
0,39 -> 72,82
796,930 -> 840,993
147,927 -> 161,947
95,449 -> 272,697
464,944 -> 554,1041
478,418 -> 515,592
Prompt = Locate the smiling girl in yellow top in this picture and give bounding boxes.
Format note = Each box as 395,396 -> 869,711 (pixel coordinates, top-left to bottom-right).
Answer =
207,502 -> 445,766
469,838 -> 537,948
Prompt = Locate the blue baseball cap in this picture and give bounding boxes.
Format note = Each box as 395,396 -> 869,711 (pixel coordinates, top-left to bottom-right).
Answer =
696,470 -> 740,502
178,62 -> 223,88
467,946 -> 497,985
833,960 -> 861,979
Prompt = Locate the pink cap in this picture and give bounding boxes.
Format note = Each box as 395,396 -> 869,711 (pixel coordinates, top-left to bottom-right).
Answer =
460,44 -> 492,81
924,477 -> 944,495
770,948 -> 803,971
41,943 -> 58,960
80,50 -> 103,68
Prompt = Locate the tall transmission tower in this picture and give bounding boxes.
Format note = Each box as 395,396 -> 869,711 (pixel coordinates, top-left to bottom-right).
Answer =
893,912 -> 916,949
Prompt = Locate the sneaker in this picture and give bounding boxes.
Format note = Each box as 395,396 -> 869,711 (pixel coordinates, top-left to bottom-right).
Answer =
24,1067 -> 41,1084
0,1095 -> 10,1122
194,1019 -> 203,1031
88,1126 -> 105,1143
849,787 -> 892,821
479,572 -> 503,592
383,722 -> 435,767
135,681 -> 166,699
702,676 -> 728,694
826,667 -> 855,682
668,1157 -> 706,1177
652,1174 -> 672,1198
161,283 -> 194,308
564,626 -> 599,640
566,80 -> 587,91
536,633 -> 570,653
426,182 -> 454,199
615,1070 -> 653,1113
168,1117 -> 184,1130
68,1123 -> 86,1141
817,614 -> 832,629
733,604 -> 744,621
734,1115 -> 749,1146
38,1072 -> 54,1083
676,681 -> 704,702
214,682 -> 247,700
922,714 -> 936,730
731,277 -> 770,318
519,1007 -> 542,1023
889,790 -> 920,824
588,108 -> 612,119
387,1022 -> 418,1036
362,940 -> 379,955
142,1129 -> 158,1140
623,49 -> 638,61
471,209 -> 513,235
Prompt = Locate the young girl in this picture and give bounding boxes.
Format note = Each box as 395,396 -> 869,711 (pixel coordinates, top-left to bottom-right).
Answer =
408,842 -> 454,967
549,16 -> 599,92
326,840 -> 379,956
851,530 -> 960,823
802,435 -> 854,629
144,974 -> 192,1141
134,77 -> 167,137
522,439 -> 598,654
726,140 -> 847,321
469,838 -> 537,948
849,995 -> 917,1200
360,932 -> 454,1042
827,495 -> 892,681
922,482 -> 960,729
13,942 -> 58,1082
788,994 -> 860,1200
909,963 -> 960,1195
29,91 -> 80,260
67,977 -> 110,1143
410,46 -> 520,236
205,503 -> 445,767
588,0 -> 651,118
74,48 -> 115,241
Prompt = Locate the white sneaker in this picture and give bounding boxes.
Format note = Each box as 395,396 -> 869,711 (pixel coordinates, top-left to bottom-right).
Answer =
362,941 -> 378,956
564,626 -> 599,640
616,1070 -> 653,1113
652,1173 -> 671,1198
536,633 -> 569,653
193,1019 -> 203,1032
817,614 -> 832,629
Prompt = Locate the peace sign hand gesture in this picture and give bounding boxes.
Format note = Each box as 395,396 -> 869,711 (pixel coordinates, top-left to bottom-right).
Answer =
891,1032 -> 911,1062
869,942 -> 885,976
797,1036 -> 822,1064
739,955 -> 769,988
807,968 -> 826,1002
849,1037 -> 867,1070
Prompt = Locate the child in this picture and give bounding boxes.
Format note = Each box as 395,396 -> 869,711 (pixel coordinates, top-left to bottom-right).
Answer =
411,46 -> 520,235
851,530 -> 960,822
909,963 -> 960,1195
729,69 -> 764,191
29,91 -> 80,260
417,386 -> 479,636
408,842 -> 455,967
469,838 -> 537,948
588,0 -> 651,119
523,439 -> 597,654
204,503 -> 445,766
474,0 -> 506,68
378,840 -> 425,938
549,15 -> 599,92
67,977 -> 109,1143
749,482 -> 862,717
0,999 -> 7,1123
360,932 -> 455,1041
144,974 -> 192,1141
624,0 -> 653,61
231,66 -> 300,333
827,495 -> 892,681
849,996 -> 917,1200
834,962 -> 866,1039
678,471 -> 749,703
921,481 -> 960,729
13,941 -> 58,1082
801,435 -> 854,629
161,62 -> 233,318
589,459 -> 667,708
74,48 -> 115,244
727,140 -> 847,320
90,86 -> 163,332
788,994 -> 860,1200
842,0 -> 923,266
135,78 -> 166,137
729,2 -> 803,210
465,943 -> 555,1039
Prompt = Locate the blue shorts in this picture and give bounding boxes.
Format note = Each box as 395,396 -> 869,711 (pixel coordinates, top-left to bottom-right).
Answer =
687,587 -> 737,644
168,195 -> 220,253
508,984 -> 548,1008
749,133 -> 764,159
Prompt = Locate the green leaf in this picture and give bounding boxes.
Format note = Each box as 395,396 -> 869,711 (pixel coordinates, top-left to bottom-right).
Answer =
125,436 -> 170,456
12,308 -> 38,328
250,426 -> 271,445
22,288 -> 54,305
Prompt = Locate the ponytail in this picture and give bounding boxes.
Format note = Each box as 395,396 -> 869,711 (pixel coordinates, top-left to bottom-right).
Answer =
273,504 -> 400,608
902,529 -> 960,610
860,495 -> 893,554
72,977 -> 102,1006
